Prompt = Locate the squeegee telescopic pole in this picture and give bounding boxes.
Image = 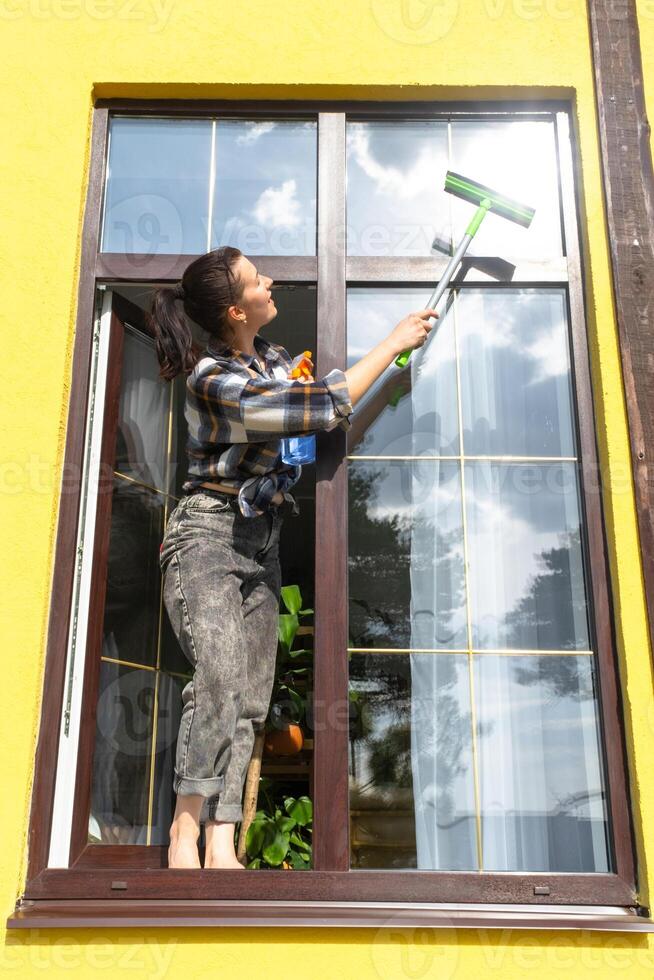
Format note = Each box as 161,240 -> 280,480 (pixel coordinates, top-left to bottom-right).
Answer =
395,198 -> 492,369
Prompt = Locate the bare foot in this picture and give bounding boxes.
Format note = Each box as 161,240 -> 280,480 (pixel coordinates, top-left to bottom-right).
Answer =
168,834 -> 201,868
204,852 -> 246,870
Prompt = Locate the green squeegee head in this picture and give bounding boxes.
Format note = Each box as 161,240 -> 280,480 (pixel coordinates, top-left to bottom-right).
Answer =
444,171 -> 536,228
390,169 -> 537,377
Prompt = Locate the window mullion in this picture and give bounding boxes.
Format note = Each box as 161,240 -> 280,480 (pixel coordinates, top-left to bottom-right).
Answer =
313,111 -> 349,871
345,255 -> 569,284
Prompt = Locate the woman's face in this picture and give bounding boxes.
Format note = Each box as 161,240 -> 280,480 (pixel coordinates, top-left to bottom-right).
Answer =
229,255 -> 276,330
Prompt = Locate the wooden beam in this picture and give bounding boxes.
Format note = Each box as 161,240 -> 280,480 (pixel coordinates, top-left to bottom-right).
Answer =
587,0 -> 654,661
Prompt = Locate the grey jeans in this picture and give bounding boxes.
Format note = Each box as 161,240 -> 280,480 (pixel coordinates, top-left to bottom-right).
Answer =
159,488 -> 298,824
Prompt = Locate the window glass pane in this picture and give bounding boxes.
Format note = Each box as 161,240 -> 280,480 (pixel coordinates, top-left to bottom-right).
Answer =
109,282 -> 208,500
349,461 -> 466,650
450,119 -> 563,259
458,289 -> 576,457
348,651 -> 612,872
465,462 -> 590,650
116,325 -> 173,495
349,653 -> 477,869
475,654 -> 611,872
90,283 -> 319,845
211,120 -> 317,255
346,120 -> 450,256
347,288 -> 459,458
89,662 -> 155,844
170,368 -> 190,500
150,671 -> 185,845
104,478 -> 166,669
101,117 -> 212,254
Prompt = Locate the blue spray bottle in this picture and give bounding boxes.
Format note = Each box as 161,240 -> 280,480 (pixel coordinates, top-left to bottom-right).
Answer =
280,351 -> 316,466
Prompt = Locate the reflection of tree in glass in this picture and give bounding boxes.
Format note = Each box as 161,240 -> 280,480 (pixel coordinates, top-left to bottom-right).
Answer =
504,527 -> 585,648
502,527 -> 593,702
367,722 -> 413,790
350,656 -> 413,801
348,464 -> 410,647
351,655 -> 473,834
349,464 -> 465,648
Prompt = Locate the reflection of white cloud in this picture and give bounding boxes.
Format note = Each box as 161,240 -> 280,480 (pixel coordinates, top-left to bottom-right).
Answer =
458,292 -> 570,384
362,470 -> 460,523
412,325 -> 457,379
459,293 -> 516,350
251,179 -> 301,227
347,126 -> 444,202
348,305 -> 392,359
236,121 -> 276,144
524,325 -> 569,383
470,521 -> 565,632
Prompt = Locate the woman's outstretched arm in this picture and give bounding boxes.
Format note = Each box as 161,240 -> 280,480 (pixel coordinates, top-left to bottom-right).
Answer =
344,307 -> 438,407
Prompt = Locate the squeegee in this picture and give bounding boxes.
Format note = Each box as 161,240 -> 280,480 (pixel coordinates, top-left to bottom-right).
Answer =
394,170 -> 536,369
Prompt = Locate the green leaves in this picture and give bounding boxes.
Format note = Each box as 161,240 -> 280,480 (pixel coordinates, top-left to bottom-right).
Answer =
245,818 -> 267,855
269,583 -> 314,726
248,584 -> 314,870
262,830 -> 290,866
244,795 -> 313,870
280,585 -> 302,615
277,613 -> 298,654
278,586 -> 313,655
285,795 -> 312,827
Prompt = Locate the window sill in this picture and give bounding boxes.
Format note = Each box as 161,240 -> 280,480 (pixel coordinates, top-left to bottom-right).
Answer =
7,900 -> 654,931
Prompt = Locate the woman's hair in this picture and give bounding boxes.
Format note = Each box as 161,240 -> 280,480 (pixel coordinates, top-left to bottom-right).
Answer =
146,245 -> 245,381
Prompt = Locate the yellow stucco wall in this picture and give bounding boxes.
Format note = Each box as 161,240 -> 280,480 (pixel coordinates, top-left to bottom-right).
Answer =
638,0 -> 654,163
1,0 -> 654,975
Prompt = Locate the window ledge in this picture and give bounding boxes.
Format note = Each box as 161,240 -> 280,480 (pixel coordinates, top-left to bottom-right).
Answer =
7,900 -> 654,931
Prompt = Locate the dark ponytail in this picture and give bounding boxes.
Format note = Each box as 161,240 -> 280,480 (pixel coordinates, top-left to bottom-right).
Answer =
147,245 -> 245,381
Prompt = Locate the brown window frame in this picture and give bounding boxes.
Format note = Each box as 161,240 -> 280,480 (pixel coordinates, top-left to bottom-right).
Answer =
10,97 -> 650,931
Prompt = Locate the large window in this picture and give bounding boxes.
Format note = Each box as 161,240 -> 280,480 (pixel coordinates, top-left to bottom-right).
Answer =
23,101 -> 638,923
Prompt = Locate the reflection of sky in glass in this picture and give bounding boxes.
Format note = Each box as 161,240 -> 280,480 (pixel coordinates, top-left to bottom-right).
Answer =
475,654 -> 611,872
450,120 -> 562,259
346,118 -> 562,259
101,117 -> 212,254
457,289 -> 576,457
347,288 -> 459,457
347,121 -> 450,256
211,120 -> 317,255
465,462 -> 590,650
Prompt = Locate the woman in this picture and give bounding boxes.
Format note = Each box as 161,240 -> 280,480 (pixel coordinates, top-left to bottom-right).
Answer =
148,245 -> 437,869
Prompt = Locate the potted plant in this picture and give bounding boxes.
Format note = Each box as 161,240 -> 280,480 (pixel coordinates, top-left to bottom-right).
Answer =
244,780 -> 313,870
264,584 -> 313,756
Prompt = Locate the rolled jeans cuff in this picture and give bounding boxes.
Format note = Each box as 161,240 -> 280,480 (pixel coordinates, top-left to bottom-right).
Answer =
202,802 -> 244,824
173,772 -> 225,797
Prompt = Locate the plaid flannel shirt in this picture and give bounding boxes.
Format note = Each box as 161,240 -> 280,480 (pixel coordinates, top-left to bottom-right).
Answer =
181,333 -> 354,517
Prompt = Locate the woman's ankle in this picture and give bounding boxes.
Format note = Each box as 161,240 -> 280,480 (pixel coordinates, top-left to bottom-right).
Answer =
169,813 -> 200,841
